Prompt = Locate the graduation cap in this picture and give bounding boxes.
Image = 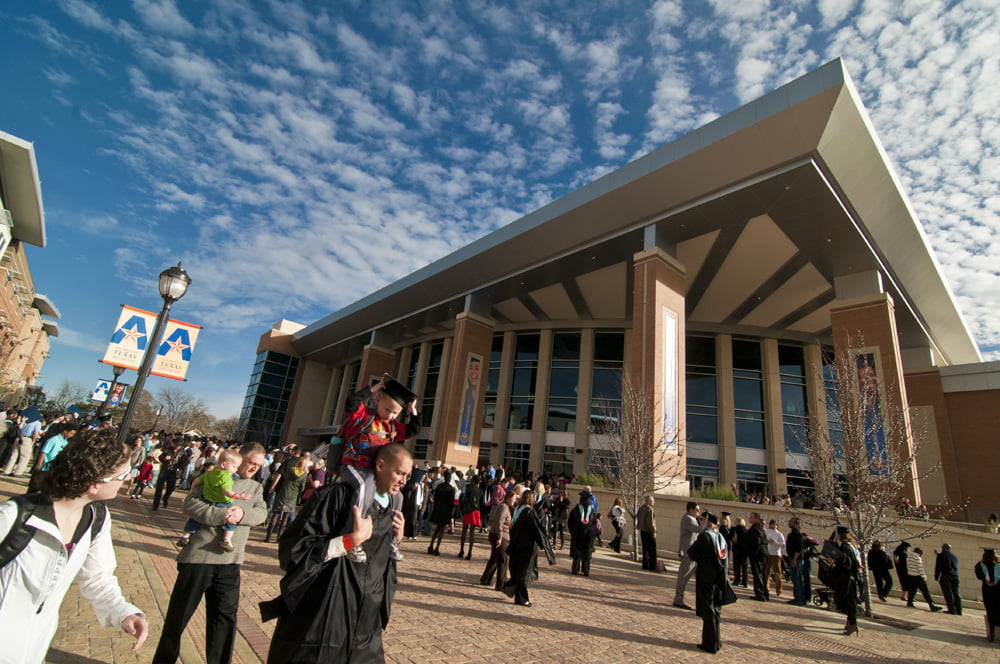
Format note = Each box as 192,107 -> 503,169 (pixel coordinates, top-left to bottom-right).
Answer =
835,525 -> 850,535
721,511 -> 732,517
703,511 -> 718,524
381,374 -> 416,408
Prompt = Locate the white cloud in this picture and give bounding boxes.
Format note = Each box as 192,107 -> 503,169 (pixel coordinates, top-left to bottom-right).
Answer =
132,0 -> 195,36
52,325 -> 107,353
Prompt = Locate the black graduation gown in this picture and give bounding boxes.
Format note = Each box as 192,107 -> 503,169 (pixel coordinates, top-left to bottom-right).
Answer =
401,480 -> 417,538
688,530 -> 727,653
567,504 -> 596,566
975,561 -> 1000,627
503,508 -> 555,602
829,541 -> 860,624
262,483 -> 397,664
430,482 -> 456,525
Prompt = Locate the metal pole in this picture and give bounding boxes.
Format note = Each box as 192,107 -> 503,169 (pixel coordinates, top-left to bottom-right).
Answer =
116,299 -> 173,446
95,364 -> 126,421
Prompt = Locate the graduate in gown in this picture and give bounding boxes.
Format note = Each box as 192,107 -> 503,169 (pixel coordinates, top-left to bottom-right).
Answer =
502,492 -> 555,607
824,526 -> 861,636
567,490 -> 597,576
975,548 -> 1000,642
687,511 -> 728,654
261,445 -> 411,664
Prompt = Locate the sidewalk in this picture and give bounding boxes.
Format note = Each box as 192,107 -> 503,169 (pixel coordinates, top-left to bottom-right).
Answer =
0,474 -> 993,663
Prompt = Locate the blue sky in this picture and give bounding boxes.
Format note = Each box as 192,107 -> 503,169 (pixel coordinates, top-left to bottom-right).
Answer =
1,0 -> 997,418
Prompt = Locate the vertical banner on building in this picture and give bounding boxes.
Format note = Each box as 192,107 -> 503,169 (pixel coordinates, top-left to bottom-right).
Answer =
151,318 -> 201,380
662,306 -> 679,450
455,353 -> 482,450
853,347 -> 888,476
101,305 -> 201,381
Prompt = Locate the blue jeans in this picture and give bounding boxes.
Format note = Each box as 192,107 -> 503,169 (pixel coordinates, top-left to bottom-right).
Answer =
184,501 -> 237,534
790,557 -> 806,604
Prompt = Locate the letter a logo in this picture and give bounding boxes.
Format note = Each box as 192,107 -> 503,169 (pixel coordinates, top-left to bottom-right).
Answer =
110,315 -> 148,350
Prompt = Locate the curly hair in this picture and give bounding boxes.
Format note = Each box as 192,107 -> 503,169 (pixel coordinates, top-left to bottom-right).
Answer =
39,428 -> 129,500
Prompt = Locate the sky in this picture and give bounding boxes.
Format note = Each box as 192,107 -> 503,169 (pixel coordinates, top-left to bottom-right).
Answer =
1,0 -> 997,419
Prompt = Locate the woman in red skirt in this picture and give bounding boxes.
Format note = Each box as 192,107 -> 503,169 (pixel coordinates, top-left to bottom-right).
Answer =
458,475 -> 485,560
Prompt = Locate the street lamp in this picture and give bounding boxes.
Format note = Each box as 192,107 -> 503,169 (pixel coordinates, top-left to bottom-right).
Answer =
116,262 -> 191,445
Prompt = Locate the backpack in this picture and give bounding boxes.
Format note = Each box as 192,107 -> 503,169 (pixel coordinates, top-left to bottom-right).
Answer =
0,494 -> 108,568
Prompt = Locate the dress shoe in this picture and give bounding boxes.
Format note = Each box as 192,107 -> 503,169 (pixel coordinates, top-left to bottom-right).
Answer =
673,602 -> 693,610
843,623 -> 859,636
930,605 -> 943,612
515,601 -> 533,607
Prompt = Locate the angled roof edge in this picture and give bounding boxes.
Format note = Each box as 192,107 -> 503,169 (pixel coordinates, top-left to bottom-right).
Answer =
815,71 -> 980,364
33,293 -> 60,319
0,132 -> 46,248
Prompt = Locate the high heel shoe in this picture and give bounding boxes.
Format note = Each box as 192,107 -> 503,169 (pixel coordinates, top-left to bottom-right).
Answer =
843,623 -> 859,636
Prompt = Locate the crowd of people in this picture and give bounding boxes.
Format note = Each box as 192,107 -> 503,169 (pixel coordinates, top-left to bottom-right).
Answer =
1,386 -> 999,661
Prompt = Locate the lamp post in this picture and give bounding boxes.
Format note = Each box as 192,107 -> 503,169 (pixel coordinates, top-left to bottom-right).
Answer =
116,263 -> 191,445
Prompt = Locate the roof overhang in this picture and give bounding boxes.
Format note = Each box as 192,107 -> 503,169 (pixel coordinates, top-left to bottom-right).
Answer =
0,132 -> 46,248
33,294 -> 60,319
41,320 -> 59,337
293,59 -> 980,367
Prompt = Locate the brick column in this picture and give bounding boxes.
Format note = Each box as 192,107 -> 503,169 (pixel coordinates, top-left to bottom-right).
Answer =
436,312 -> 495,468
357,344 -> 395,390
830,293 -> 920,504
630,248 -> 687,487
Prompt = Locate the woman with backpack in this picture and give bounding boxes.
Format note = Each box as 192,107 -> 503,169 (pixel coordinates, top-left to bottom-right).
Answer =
0,427 -> 148,663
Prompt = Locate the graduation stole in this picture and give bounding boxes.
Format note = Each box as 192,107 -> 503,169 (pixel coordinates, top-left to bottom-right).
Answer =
577,504 -> 592,524
979,561 -> 1000,583
709,530 -> 727,560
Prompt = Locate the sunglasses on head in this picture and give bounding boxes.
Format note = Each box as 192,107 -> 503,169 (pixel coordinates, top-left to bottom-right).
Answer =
99,469 -> 131,483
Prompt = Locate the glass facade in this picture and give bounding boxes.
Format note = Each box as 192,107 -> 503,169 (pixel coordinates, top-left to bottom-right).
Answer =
686,336 -> 718,444
823,349 -> 844,455
590,331 -> 624,431
542,444 -> 574,475
733,339 -> 766,449
547,331 -> 580,432
482,334 -> 503,427
779,344 -> 808,454
239,350 -> 299,447
420,341 -> 445,428
508,333 -> 539,430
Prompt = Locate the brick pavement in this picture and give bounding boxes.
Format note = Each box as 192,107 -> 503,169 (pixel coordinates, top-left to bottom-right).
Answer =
0,474 -> 995,663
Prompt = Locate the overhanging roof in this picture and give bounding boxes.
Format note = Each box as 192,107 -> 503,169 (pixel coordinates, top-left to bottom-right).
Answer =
0,132 -> 46,248
41,320 -> 58,337
293,59 -> 980,367
33,293 -> 60,319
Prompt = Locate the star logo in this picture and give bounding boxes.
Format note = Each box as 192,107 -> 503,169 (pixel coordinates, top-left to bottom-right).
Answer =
120,325 -> 145,346
166,338 -> 189,355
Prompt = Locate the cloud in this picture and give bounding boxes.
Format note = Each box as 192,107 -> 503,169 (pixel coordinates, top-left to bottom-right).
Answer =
53,325 -> 108,353
132,0 -> 195,36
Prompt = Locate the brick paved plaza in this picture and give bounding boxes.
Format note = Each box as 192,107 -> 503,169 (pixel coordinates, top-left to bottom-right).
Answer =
1,475 -> 994,664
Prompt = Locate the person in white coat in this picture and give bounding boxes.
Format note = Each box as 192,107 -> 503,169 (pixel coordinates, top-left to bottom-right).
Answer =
0,427 -> 148,663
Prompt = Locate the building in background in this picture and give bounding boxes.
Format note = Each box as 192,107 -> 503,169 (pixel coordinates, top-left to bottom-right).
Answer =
237,319 -> 302,447
0,131 -> 59,405
257,60 -> 999,521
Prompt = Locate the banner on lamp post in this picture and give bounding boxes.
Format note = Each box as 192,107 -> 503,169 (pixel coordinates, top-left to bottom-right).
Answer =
101,304 -> 202,381
91,378 -> 129,405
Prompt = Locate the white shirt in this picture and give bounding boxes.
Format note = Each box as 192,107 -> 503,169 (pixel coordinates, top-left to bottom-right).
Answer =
765,527 -> 786,556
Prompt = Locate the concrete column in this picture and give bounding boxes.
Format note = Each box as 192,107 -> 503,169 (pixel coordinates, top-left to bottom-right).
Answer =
630,248 -> 687,486
716,334 -> 736,489
357,343 -> 395,390
574,329 -> 595,476
762,338 -> 787,495
490,331 -> 516,467
322,365 -> 343,426
332,363 -> 355,426
435,312 -> 495,468
830,292 -> 920,504
528,329 -> 554,474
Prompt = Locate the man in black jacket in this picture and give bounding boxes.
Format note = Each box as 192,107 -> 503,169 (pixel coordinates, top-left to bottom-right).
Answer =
786,516 -> 806,605
934,542 -> 962,615
746,512 -> 770,601
867,540 -> 894,602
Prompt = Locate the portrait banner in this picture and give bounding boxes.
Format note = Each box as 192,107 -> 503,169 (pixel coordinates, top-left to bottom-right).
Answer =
662,306 -> 679,449
456,353 -> 483,451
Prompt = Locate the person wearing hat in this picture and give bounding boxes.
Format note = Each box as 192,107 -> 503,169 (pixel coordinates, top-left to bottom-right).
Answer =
823,525 -> 862,635
975,547 -> 1000,641
687,511 -> 729,653
337,376 -> 420,563
568,489 -> 597,576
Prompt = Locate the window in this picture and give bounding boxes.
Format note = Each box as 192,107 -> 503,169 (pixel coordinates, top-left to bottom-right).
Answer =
587,448 -> 618,478
405,345 -> 420,390
590,331 -> 624,432
542,445 -> 574,475
503,442 -> 531,478
779,345 -> 808,454
687,458 -> 719,490
477,442 -> 493,467
733,339 -> 766,449
736,462 -> 769,497
686,336 -> 718,444
482,334 -> 503,427
412,438 -> 431,460
547,332 -> 580,432
420,341 -> 445,428
507,333 -> 539,430
823,349 -> 844,457
238,350 -> 299,446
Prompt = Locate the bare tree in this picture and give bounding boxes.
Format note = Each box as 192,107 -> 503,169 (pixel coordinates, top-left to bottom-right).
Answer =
210,416 -> 242,441
803,345 -> 963,617
155,386 -> 210,433
595,372 -> 685,560
41,380 -> 89,416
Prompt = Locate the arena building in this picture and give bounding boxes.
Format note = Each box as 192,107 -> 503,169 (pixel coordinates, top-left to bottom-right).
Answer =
241,59 -> 999,521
